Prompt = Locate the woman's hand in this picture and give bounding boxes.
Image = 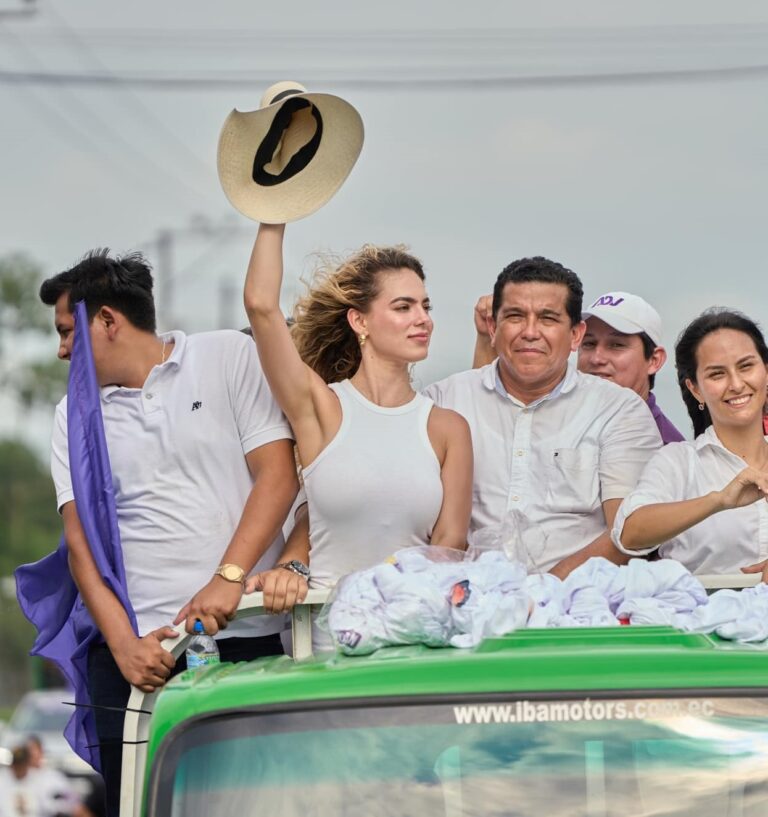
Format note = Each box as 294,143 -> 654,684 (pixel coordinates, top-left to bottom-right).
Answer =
740,559 -> 768,583
714,467 -> 768,511
245,568 -> 309,614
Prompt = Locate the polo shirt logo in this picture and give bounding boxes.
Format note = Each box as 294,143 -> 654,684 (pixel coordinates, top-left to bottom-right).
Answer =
591,295 -> 625,307
191,401 -> 202,411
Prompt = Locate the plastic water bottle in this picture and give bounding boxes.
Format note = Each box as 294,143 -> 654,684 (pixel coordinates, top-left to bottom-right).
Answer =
185,620 -> 220,669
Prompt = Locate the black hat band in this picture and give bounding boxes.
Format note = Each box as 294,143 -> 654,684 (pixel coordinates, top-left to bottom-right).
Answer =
252,97 -> 323,187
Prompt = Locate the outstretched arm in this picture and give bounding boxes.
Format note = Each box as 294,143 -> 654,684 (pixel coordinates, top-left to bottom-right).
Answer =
620,466 -> 768,551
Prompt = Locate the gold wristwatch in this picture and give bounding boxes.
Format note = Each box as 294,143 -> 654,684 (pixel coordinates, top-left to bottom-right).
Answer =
215,563 -> 246,585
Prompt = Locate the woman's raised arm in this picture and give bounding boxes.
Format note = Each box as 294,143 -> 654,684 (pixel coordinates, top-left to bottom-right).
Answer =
244,224 -> 315,421
244,225 -> 340,465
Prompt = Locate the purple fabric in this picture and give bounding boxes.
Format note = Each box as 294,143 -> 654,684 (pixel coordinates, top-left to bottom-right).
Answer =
15,301 -> 137,773
646,391 -> 686,445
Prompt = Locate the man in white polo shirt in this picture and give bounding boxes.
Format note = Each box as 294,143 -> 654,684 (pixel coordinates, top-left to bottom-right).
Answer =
38,249 -> 298,815
427,256 -> 661,577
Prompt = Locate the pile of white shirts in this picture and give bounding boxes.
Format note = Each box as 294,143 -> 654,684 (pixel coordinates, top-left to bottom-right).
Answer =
323,548 -> 530,655
323,551 -> 768,655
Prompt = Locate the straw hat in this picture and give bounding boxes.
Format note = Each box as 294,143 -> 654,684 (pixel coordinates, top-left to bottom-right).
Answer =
217,81 -> 364,223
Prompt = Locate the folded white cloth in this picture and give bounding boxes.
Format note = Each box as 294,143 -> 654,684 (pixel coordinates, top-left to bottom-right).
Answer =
680,584 -> 768,642
324,548 -> 768,655
325,548 -> 530,654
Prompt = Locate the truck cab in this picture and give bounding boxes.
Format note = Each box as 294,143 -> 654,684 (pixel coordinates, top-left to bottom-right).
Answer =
125,583 -> 768,817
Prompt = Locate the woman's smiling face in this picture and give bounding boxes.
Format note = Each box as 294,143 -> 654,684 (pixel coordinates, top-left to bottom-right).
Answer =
687,328 -> 768,433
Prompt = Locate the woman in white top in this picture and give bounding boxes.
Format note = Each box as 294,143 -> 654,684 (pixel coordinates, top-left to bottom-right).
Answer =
244,224 -> 472,596
613,309 -> 768,580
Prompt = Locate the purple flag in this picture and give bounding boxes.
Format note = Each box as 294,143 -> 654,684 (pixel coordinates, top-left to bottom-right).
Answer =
15,300 -> 137,772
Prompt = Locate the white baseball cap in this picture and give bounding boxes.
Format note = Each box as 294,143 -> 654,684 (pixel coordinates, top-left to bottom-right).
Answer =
582,291 -> 663,346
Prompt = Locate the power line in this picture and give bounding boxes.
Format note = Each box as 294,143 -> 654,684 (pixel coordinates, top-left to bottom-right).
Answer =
4,23 -> 768,45
44,4 -> 212,180
0,22 -> 210,202
1,63 -> 768,89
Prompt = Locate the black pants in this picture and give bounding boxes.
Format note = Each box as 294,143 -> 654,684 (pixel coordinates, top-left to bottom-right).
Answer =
87,633 -> 284,817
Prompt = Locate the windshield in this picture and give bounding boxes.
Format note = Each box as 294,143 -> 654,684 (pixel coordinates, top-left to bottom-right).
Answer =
10,695 -> 72,734
152,694 -> 768,817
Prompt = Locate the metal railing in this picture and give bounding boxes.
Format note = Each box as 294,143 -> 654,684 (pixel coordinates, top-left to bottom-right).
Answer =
696,573 -> 761,591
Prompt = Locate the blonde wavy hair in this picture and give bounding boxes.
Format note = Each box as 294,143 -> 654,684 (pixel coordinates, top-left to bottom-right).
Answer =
291,245 -> 425,383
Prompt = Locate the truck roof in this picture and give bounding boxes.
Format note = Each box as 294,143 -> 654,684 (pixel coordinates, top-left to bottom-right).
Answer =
148,625 -> 768,755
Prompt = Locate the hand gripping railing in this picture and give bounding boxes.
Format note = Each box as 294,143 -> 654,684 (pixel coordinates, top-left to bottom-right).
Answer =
119,589 -> 330,817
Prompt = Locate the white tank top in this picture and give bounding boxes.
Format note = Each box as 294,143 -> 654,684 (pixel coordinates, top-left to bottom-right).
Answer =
302,379 -> 444,589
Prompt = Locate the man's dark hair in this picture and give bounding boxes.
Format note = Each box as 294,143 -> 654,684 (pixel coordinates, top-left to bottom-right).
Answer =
492,256 -> 583,326
638,331 -> 658,390
39,248 -> 156,332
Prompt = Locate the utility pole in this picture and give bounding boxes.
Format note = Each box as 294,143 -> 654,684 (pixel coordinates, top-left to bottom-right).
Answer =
143,215 -> 254,332
155,229 -> 174,328
217,278 -> 238,330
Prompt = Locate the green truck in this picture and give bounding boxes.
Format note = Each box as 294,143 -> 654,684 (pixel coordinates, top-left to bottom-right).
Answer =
122,579 -> 768,817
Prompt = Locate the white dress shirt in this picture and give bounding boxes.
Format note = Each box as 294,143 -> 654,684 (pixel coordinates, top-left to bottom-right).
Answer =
424,362 -> 662,571
612,425 -> 768,574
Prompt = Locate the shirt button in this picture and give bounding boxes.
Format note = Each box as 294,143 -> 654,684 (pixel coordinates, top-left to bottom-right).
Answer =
516,450 -> 524,456
511,495 -> 520,502
146,392 -> 154,400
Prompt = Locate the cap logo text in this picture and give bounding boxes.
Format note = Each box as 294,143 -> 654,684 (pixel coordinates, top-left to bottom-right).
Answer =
591,295 -> 625,308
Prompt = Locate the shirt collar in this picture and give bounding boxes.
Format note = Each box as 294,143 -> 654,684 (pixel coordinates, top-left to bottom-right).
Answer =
101,330 -> 187,402
484,358 -> 578,407
693,424 -> 747,459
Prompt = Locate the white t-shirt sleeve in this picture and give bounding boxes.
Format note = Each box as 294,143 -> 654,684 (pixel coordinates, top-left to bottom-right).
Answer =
598,392 -> 663,502
51,397 -> 74,511
611,442 -> 691,555
421,380 -> 443,407
228,334 -> 294,454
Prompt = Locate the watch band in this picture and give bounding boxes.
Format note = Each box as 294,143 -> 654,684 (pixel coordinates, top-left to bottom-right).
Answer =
276,560 -> 310,580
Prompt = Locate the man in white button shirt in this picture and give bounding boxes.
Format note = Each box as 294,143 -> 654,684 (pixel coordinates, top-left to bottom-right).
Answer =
425,256 -> 662,577
37,249 -> 298,815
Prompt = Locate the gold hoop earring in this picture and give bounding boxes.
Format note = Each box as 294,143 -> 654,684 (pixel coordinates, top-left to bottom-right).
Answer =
698,403 -> 705,411
359,333 -> 367,348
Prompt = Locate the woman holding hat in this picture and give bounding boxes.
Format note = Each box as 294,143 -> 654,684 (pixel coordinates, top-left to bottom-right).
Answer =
612,309 -> 768,581
243,223 -> 473,607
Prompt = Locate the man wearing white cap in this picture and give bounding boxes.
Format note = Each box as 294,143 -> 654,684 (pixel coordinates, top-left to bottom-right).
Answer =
579,291 -> 685,445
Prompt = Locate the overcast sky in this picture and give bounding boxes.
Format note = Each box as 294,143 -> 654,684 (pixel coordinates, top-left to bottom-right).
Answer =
2,0 -> 768,452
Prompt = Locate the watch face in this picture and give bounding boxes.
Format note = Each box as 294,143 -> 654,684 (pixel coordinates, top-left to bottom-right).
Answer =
285,559 -> 309,579
220,565 -> 244,582
288,560 -> 310,577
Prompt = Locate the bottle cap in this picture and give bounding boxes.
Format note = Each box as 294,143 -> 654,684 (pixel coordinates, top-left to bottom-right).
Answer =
193,620 -> 204,634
